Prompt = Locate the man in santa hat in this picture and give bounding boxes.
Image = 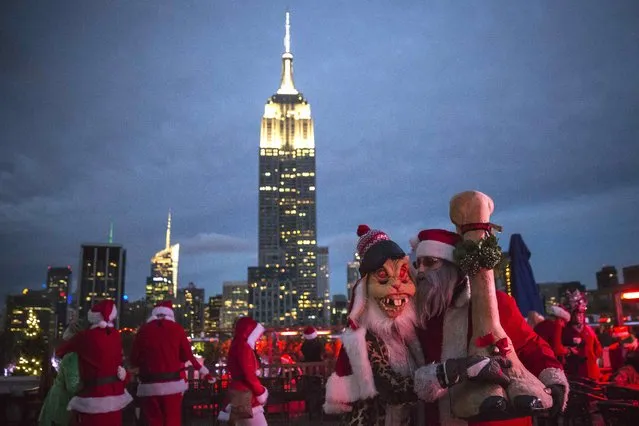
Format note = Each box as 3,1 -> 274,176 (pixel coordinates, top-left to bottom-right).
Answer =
534,305 -> 571,363
301,326 -> 324,362
56,299 -> 133,426
410,228 -> 568,426
561,290 -> 602,381
216,316 -> 268,425
130,300 -> 211,426
324,225 -> 510,426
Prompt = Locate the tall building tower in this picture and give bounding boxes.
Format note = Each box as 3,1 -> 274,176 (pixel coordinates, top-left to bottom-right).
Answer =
146,211 -> 180,305
317,246 -> 330,324
177,282 -> 205,336
249,12 -> 320,325
220,281 -> 249,329
47,266 -> 72,340
77,244 -> 126,326
596,265 -> 619,290
346,252 -> 361,298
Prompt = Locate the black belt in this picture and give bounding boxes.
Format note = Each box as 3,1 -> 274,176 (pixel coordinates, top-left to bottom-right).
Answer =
139,371 -> 181,383
82,375 -> 120,390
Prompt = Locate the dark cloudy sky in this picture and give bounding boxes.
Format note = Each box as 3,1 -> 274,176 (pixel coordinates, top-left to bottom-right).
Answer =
1,1 -> 638,303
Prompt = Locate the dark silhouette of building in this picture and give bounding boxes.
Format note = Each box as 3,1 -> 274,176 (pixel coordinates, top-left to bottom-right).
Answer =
597,266 -> 619,290
46,266 -> 72,340
4,289 -> 55,345
77,244 -> 126,327
177,282 -> 205,336
330,294 -> 348,326
622,265 -> 639,284
205,295 -> 223,332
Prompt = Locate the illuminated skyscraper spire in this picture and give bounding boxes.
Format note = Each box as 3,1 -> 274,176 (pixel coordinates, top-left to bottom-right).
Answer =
277,11 -> 298,95
108,222 -> 114,244
165,210 -> 172,250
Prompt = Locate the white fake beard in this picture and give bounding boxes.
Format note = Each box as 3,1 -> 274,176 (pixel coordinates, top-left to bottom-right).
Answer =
359,299 -> 419,376
414,263 -> 459,327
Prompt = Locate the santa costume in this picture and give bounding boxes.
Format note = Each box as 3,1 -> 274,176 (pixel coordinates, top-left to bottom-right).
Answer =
561,290 -> 602,381
411,229 -> 568,426
130,300 -> 210,426
324,225 -> 424,426
534,305 -> 571,362
217,316 -> 268,425
56,300 -> 132,426
301,326 -> 324,363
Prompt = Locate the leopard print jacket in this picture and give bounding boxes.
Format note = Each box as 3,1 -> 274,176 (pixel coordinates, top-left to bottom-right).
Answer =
342,331 -> 417,426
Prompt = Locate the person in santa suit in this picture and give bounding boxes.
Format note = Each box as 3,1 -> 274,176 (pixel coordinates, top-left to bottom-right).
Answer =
129,300 -> 211,426
561,290 -> 602,381
534,305 -> 571,364
217,316 -> 269,425
301,326 -> 324,362
55,299 -> 133,426
410,229 -> 568,426
325,225 -> 464,426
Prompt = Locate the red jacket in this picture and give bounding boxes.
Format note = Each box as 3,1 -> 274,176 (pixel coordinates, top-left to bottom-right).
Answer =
227,317 -> 268,409
56,326 -> 132,413
534,319 -> 569,361
562,324 -> 602,381
130,317 -> 205,397
418,291 -> 565,426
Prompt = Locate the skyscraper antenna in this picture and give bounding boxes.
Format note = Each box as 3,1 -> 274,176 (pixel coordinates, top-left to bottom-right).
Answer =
166,209 -> 172,249
108,222 -> 114,244
284,11 -> 291,54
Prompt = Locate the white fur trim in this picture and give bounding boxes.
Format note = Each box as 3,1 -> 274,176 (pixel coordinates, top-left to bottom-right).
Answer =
324,372 -> 360,405
217,409 -> 230,422
117,366 -> 127,381
68,391 -> 133,413
151,306 -> 175,319
199,365 -> 209,376
109,305 -> 117,322
414,363 -> 446,403
416,240 -> 455,263
137,379 -> 188,397
303,331 -> 318,340
348,279 -> 367,325
549,306 -> 570,322
90,321 -> 114,329
247,323 -> 265,348
147,314 -> 176,323
341,327 -> 378,399
538,368 -> 570,412
257,388 -> 269,405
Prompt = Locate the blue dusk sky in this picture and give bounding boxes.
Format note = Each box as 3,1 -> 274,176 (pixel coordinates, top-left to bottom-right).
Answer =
1,1 -> 638,302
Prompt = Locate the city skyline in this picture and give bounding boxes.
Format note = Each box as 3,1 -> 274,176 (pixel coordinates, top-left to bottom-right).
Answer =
1,1 -> 639,302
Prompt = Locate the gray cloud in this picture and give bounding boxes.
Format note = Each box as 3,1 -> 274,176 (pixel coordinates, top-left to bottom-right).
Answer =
181,233 -> 253,255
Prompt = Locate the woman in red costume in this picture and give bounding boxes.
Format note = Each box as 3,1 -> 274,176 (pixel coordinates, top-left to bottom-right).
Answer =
561,290 -> 602,381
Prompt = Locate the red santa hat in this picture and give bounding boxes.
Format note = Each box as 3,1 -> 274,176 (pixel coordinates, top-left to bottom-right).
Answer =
303,326 -> 318,340
548,305 -> 571,322
150,300 -> 175,321
87,299 -> 117,329
410,229 -> 461,263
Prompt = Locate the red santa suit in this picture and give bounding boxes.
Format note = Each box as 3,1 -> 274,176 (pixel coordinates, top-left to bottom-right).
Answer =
56,300 -> 133,426
534,305 -> 571,362
217,316 -> 268,426
130,300 -> 210,426
410,230 -> 568,426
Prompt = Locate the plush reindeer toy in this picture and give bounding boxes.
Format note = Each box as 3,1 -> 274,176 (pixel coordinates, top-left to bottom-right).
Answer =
448,191 -> 553,419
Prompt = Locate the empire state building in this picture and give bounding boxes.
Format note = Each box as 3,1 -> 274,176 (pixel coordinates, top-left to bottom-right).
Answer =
249,12 -> 327,326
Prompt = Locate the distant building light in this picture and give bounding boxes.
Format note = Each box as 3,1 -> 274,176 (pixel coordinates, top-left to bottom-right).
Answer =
22,289 -> 29,295
123,294 -> 129,301
41,284 -> 46,289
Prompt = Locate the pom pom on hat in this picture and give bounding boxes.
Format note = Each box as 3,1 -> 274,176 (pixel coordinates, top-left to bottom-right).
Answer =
87,299 -> 117,328
549,305 -> 571,322
355,224 -> 405,276
303,326 -> 318,340
357,224 -> 371,237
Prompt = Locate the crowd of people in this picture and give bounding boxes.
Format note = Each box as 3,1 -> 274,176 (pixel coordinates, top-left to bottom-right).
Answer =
36,191 -> 638,426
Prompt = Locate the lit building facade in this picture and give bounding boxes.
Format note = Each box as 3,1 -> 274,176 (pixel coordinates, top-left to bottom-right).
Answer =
220,281 -> 249,329
331,294 -> 348,327
346,252 -> 361,298
250,12 -> 321,325
177,282 -> 205,336
47,266 -> 71,340
4,289 -> 55,344
317,246 -> 330,324
597,266 -> 619,290
146,212 -> 180,306
494,252 -> 512,296
77,243 -> 126,327
205,295 -> 223,332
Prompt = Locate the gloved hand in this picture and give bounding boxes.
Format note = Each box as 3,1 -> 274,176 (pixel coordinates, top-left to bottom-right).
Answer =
438,355 -> 512,388
547,385 -> 566,418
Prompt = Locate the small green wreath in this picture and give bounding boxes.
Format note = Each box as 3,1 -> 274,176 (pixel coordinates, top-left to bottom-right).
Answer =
453,234 -> 503,276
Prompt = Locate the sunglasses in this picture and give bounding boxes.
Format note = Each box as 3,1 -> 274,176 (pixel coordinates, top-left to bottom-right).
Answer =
413,256 -> 442,270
